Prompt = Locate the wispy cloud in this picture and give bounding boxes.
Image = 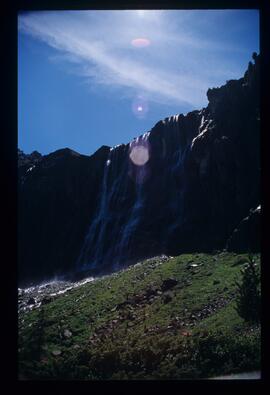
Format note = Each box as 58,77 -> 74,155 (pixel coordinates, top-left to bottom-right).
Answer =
18,10 -> 257,108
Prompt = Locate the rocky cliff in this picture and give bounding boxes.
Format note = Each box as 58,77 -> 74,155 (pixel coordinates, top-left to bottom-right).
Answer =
18,54 -> 260,286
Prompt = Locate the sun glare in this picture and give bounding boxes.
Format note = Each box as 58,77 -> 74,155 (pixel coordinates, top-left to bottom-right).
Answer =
137,10 -> 146,17
131,95 -> 149,118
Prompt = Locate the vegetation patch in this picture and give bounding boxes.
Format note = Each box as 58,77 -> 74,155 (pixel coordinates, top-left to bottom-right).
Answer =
18,252 -> 261,380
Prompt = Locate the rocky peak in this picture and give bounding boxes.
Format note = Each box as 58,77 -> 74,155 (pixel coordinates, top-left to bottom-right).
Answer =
206,53 -> 260,118
18,149 -> 43,185
91,145 -> 111,161
45,148 -> 81,158
18,149 -> 42,168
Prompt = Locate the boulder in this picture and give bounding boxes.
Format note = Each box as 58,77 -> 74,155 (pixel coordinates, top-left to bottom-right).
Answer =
161,278 -> 178,292
51,350 -> 62,356
27,297 -> 35,305
163,293 -> 173,304
63,329 -> 72,338
145,286 -> 159,298
41,296 -> 53,305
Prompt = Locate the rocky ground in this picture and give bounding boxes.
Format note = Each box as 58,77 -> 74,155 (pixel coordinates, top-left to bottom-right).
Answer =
18,255 -> 170,315
18,277 -> 95,315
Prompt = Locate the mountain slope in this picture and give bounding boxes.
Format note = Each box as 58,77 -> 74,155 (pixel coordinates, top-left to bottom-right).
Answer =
18,252 -> 261,380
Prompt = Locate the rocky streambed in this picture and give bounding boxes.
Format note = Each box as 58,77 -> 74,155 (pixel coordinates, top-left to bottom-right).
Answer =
18,255 -> 171,315
18,276 -> 95,315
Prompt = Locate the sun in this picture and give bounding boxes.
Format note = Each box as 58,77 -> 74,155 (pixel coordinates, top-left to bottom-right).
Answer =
137,10 -> 146,17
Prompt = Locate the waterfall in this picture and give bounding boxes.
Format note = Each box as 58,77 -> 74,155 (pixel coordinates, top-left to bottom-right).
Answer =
115,164 -> 146,264
76,144 -> 131,271
76,151 -> 111,270
113,133 -> 150,267
161,115 -> 190,239
75,118 -> 191,274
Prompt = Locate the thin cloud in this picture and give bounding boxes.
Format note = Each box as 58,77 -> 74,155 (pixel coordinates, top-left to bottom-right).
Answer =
18,11 -> 254,108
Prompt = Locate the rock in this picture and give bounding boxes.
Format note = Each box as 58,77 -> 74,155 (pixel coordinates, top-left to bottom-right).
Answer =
73,345 -> 80,349
41,357 -> 49,364
161,278 -> 178,292
27,297 -> 35,305
134,294 -> 145,303
41,296 -> 53,305
63,329 -> 72,338
52,350 -> 62,356
163,293 -> 173,304
145,286 -> 159,298
181,330 -> 192,337
226,205 -> 260,252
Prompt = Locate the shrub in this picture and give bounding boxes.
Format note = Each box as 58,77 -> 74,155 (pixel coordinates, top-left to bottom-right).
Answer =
235,255 -> 261,323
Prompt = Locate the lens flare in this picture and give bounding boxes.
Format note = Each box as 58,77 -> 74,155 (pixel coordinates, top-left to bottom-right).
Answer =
131,38 -> 151,48
129,135 -> 151,183
129,145 -> 149,166
132,95 -> 149,119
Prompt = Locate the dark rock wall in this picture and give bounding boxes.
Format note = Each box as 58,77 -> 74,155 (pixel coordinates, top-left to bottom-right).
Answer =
18,55 -> 260,286
18,147 -> 110,284
226,205 -> 261,253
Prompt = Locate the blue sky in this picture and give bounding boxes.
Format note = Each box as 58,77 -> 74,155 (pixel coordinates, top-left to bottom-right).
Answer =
18,10 -> 259,156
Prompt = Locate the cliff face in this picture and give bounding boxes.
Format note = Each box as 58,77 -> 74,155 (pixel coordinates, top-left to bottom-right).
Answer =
18,55 -> 260,286
18,146 -> 110,284
226,205 -> 261,253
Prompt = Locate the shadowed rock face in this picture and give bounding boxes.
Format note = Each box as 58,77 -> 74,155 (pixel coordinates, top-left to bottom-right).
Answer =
226,205 -> 261,253
18,55 -> 260,286
18,146 -> 110,285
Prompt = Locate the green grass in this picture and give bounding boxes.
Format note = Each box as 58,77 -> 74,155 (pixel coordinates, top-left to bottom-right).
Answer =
18,252 -> 261,380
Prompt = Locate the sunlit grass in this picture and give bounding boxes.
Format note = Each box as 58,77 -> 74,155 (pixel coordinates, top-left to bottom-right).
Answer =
18,252 -> 260,380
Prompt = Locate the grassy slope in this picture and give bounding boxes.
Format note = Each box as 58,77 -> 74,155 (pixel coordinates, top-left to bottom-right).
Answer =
18,252 -> 261,380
